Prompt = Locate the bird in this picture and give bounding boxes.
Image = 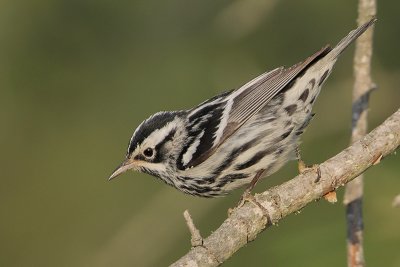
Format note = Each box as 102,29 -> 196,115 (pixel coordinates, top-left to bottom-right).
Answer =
109,18 -> 376,198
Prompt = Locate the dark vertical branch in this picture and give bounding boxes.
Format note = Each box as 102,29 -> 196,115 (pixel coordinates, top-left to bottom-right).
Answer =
343,1 -> 377,267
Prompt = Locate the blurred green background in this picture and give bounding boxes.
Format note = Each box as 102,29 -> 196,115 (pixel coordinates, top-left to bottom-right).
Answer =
1,0 -> 399,266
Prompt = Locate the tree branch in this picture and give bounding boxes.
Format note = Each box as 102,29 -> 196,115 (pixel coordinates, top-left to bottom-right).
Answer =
171,108 -> 400,267
343,1 -> 377,266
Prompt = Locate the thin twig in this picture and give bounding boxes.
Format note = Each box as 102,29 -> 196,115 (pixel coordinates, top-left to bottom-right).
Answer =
392,195 -> 400,208
183,210 -> 203,247
343,1 -> 377,267
172,108 -> 400,267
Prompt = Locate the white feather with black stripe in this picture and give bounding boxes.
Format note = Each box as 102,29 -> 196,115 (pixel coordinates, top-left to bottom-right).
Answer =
109,19 -> 376,197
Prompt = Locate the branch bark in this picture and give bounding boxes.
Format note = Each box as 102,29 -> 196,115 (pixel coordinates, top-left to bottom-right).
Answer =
343,1 -> 377,266
171,108 -> 400,267
183,210 -> 204,247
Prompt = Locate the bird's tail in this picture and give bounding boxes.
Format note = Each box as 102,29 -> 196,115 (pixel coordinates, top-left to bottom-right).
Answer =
327,17 -> 377,61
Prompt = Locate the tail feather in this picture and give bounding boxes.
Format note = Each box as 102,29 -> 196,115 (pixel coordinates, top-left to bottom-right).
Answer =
328,17 -> 377,60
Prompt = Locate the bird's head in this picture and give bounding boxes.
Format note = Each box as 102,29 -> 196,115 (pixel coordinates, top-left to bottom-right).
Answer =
109,111 -> 186,181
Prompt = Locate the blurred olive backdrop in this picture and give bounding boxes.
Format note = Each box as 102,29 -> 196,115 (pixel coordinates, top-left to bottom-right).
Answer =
1,0 -> 400,266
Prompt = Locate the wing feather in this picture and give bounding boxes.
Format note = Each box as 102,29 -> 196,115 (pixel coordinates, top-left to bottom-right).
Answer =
228,46 -> 331,129
186,45 -> 331,168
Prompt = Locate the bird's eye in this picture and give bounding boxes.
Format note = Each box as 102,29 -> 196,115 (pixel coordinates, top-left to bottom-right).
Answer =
143,148 -> 154,158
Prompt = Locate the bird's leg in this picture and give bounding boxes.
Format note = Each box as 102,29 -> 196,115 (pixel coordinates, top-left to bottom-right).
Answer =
244,169 -> 264,195
228,170 -> 270,218
234,170 -> 265,209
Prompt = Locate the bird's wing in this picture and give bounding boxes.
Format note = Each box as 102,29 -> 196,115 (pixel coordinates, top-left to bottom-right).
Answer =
222,46 -> 331,140
180,46 -> 331,169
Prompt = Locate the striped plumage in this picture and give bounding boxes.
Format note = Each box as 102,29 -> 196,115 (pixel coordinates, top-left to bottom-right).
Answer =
109,19 -> 376,197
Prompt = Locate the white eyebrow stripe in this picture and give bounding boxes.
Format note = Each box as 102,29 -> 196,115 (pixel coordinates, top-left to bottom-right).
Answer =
145,121 -> 178,147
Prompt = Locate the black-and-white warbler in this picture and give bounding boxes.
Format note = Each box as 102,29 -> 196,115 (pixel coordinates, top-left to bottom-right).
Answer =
110,19 -> 376,197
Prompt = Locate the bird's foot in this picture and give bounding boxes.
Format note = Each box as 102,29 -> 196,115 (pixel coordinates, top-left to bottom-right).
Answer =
296,146 -> 321,182
299,162 -> 322,182
228,189 -> 252,216
228,189 -> 269,217
228,170 -> 265,216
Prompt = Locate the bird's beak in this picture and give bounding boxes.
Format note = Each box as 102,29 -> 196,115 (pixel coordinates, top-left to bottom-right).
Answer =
109,158 -> 137,181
